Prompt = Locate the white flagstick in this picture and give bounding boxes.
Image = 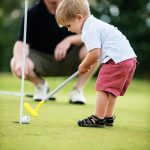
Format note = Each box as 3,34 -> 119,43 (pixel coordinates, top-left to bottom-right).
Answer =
19,0 -> 28,124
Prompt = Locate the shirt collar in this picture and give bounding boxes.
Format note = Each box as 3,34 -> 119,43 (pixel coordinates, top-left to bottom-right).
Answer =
82,15 -> 94,33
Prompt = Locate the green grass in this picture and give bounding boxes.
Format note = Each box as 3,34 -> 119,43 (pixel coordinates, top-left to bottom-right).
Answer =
0,73 -> 150,150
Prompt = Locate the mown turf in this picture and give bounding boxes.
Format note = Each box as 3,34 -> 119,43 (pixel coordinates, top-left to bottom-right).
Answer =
0,74 -> 150,150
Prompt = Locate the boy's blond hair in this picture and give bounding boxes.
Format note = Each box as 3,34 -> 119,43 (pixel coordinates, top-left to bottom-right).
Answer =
56,0 -> 90,26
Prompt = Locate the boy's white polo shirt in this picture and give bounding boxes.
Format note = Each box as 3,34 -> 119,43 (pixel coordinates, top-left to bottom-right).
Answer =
81,15 -> 137,63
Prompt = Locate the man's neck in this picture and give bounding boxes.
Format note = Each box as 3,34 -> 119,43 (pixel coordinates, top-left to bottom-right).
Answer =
44,0 -> 59,15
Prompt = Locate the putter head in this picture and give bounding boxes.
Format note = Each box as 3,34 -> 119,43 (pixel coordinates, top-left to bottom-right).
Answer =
24,103 -> 38,117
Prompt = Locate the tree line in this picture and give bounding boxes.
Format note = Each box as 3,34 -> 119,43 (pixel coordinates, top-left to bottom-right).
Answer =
0,0 -> 150,78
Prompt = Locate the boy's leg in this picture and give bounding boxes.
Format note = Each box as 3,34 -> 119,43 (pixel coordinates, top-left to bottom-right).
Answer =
77,90 -> 116,127
77,90 -> 107,127
105,93 -> 117,126
105,93 -> 117,117
95,90 -> 109,119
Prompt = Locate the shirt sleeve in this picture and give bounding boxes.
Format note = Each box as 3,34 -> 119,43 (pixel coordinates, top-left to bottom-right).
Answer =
17,17 -> 24,41
17,10 -> 35,45
82,25 -> 101,51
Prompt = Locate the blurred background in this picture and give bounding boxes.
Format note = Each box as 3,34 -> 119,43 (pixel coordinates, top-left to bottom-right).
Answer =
0,0 -> 150,79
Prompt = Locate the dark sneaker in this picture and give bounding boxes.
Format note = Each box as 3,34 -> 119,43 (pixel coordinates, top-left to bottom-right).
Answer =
77,115 -> 105,127
105,115 -> 116,126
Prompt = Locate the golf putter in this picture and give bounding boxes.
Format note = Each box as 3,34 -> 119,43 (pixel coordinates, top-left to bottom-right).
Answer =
24,71 -> 79,117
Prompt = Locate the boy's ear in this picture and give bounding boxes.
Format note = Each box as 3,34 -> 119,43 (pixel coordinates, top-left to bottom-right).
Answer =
76,14 -> 83,20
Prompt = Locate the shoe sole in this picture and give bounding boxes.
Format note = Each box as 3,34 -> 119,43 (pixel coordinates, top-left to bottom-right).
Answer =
105,123 -> 113,126
26,94 -> 56,101
33,97 -> 56,101
69,100 -> 85,105
78,124 -> 105,128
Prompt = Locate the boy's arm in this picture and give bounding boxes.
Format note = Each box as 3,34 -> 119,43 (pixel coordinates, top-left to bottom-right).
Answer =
79,48 -> 101,74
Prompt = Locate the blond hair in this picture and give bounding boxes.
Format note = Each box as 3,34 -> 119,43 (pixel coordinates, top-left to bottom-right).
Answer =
56,0 -> 90,26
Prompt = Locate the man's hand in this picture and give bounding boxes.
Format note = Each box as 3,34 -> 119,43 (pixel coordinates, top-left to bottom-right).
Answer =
13,58 -> 34,79
11,41 -> 32,78
54,37 -> 71,61
14,59 -> 27,78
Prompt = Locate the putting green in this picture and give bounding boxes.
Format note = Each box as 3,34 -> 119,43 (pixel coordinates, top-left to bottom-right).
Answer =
0,74 -> 150,150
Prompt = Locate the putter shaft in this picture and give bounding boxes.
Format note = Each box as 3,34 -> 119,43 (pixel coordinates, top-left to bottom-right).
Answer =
24,71 -> 79,117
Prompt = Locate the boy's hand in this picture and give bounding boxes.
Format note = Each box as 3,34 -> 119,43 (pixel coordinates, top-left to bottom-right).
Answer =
78,48 -> 100,74
78,63 -> 91,74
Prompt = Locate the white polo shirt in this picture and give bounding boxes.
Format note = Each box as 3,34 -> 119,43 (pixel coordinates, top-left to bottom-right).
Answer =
81,15 -> 137,63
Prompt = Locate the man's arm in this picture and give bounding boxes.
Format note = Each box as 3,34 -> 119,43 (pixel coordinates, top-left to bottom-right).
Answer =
13,41 -> 30,58
54,34 -> 82,61
11,41 -> 32,78
64,34 -> 82,45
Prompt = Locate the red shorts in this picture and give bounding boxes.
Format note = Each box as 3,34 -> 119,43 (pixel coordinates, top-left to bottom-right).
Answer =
96,58 -> 137,96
